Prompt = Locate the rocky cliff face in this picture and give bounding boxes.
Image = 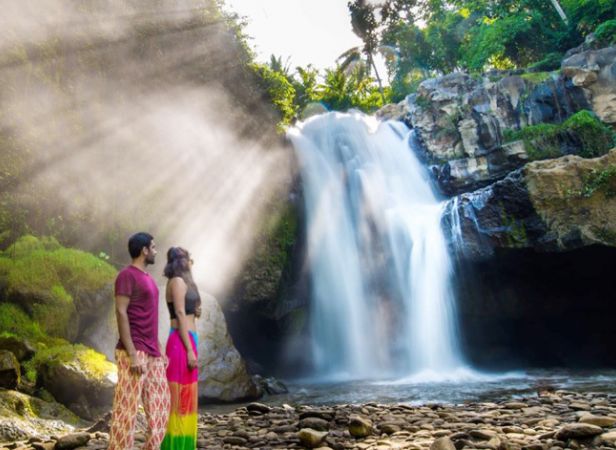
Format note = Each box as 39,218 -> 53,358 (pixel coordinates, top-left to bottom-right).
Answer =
381,46 -> 616,259
443,149 -> 616,259
380,47 -> 616,197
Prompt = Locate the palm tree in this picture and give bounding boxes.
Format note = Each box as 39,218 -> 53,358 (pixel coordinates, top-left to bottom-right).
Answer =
345,0 -> 386,102
549,0 -> 568,25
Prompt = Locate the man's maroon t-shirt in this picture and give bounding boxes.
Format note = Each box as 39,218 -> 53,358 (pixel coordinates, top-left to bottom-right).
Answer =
114,265 -> 160,357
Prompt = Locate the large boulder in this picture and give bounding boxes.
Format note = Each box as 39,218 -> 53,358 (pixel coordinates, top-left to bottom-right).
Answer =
444,148 -> 616,258
197,293 -> 260,402
34,344 -> 116,420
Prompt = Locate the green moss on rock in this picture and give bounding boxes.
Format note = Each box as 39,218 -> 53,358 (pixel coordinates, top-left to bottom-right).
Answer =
573,164 -> 616,198
504,110 -> 616,161
562,111 -> 616,158
241,203 -> 298,303
0,304 -> 46,342
28,342 -> 116,382
520,71 -> 556,85
3,235 -> 61,258
503,123 -> 561,160
595,19 -> 616,46
29,341 -> 117,419
0,235 -> 116,340
0,389 -> 84,434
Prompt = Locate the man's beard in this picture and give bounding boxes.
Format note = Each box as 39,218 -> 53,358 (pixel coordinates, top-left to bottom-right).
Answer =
145,255 -> 156,265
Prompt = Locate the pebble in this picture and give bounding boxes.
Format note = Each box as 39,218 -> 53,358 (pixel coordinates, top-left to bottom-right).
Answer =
579,415 -> 616,427
3,391 -> 616,450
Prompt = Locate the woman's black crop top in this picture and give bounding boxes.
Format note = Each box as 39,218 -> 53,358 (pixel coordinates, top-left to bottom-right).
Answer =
167,284 -> 201,319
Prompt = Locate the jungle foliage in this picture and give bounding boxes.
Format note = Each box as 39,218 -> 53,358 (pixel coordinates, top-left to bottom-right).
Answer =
251,0 -> 616,123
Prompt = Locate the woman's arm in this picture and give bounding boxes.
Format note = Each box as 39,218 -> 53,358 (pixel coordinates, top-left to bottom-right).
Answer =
169,277 -> 198,369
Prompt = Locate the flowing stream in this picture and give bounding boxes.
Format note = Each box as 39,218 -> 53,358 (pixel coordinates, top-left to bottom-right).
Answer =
288,111 -> 466,380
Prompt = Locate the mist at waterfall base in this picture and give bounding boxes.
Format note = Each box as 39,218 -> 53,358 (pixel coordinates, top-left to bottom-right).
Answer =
0,1 -> 295,361
288,111 -> 473,383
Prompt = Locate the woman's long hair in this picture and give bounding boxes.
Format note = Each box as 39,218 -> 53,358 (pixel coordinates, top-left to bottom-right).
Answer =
163,247 -> 196,288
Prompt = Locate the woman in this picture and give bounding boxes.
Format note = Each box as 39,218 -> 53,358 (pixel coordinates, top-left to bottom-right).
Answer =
161,247 -> 201,450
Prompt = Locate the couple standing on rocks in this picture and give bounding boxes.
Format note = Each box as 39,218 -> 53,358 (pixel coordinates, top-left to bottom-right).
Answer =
107,232 -> 202,450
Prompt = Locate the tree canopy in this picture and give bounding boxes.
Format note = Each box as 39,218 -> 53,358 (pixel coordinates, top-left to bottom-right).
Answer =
248,0 -> 615,127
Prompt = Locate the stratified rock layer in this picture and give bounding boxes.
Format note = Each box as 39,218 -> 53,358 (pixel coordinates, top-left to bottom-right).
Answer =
379,46 -> 616,195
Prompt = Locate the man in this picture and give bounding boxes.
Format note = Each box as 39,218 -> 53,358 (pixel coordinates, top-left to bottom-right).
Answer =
108,232 -> 170,450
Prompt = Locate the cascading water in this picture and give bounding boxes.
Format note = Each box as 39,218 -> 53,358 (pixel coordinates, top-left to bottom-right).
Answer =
288,111 -> 465,380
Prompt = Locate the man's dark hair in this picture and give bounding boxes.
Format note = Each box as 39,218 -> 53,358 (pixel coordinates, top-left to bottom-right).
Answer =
128,232 -> 154,259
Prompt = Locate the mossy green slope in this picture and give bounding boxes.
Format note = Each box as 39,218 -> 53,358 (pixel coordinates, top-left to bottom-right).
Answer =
0,235 -> 116,340
504,110 -> 616,161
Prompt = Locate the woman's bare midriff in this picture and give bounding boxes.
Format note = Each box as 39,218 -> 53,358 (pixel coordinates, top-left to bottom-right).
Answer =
170,315 -> 197,332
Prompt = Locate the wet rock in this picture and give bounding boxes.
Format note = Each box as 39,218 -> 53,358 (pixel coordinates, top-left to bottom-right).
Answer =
0,351 -> 20,390
297,428 -> 328,448
299,409 -> 336,421
54,433 -> 91,449
300,417 -> 329,431
431,436 -> 456,450
31,443 -> 55,450
521,444 -> 544,450
222,435 -> 247,445
554,423 -> 603,440
0,337 -> 35,363
253,375 -> 289,395
3,389 -> 616,450
470,429 -> 498,440
578,414 -> 616,427
247,402 -> 272,414
379,422 -> 401,434
599,431 -> 616,444
348,415 -> 373,438
569,402 -> 591,411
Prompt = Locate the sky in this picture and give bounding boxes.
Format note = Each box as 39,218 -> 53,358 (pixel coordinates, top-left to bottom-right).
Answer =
223,0 -> 385,74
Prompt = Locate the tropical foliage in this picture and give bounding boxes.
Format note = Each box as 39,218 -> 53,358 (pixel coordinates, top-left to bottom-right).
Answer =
249,0 -> 615,124
366,0 -> 616,100
250,61 -> 390,130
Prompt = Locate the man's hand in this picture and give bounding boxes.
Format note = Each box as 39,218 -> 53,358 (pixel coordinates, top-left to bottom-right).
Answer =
129,352 -> 145,375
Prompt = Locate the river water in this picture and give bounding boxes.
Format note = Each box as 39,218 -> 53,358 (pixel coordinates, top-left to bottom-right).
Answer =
202,369 -> 616,413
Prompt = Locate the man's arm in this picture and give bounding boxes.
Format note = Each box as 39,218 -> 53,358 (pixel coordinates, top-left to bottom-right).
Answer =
115,295 -> 144,374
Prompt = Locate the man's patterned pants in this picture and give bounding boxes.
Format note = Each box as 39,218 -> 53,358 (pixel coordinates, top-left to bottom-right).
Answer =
108,350 -> 170,450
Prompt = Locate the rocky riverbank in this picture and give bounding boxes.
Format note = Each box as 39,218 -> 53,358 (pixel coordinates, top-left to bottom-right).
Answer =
3,390 -> 616,450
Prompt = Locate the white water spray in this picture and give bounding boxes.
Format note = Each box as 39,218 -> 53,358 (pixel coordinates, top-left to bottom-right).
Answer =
288,111 -> 465,380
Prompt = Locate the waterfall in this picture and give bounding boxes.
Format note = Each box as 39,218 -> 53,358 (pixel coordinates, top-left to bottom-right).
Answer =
288,111 -> 464,380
